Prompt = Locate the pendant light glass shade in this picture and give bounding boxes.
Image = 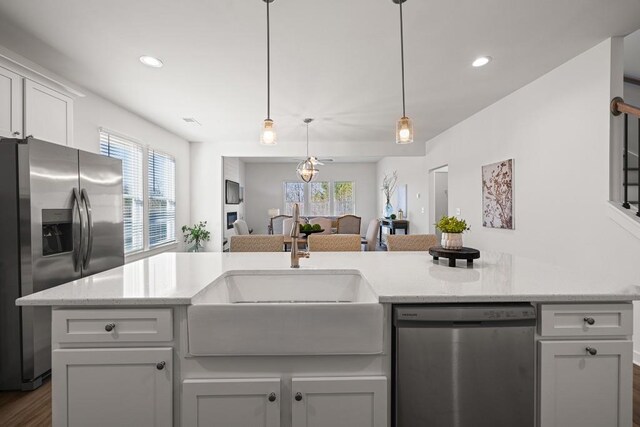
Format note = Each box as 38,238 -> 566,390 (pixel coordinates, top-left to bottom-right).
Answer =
296,118 -> 319,182
396,116 -> 413,144
296,159 -> 319,182
260,119 -> 276,145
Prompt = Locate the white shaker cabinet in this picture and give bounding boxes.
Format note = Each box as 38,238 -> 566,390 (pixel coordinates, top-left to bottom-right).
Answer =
538,340 -> 632,427
291,376 -> 387,427
0,65 -> 23,138
52,347 -> 172,427
182,378 -> 281,427
24,79 -> 73,146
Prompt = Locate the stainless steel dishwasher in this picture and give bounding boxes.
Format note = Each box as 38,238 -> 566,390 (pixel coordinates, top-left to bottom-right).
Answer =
394,304 -> 536,427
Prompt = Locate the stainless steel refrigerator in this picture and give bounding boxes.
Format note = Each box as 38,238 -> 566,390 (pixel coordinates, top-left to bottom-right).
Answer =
0,137 -> 124,390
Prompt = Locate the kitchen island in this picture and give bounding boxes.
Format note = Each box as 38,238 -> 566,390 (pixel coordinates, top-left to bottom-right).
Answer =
17,251 -> 640,427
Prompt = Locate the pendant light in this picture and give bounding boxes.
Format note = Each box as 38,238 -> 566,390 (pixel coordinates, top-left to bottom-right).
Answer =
296,118 -> 319,182
394,0 -> 413,144
260,0 -> 277,145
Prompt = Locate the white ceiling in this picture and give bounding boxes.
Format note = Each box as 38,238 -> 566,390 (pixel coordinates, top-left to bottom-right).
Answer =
0,0 -> 639,153
625,29 -> 640,79
240,156 -> 382,164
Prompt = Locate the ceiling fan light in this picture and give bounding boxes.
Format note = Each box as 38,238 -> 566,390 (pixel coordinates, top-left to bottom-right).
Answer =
396,116 -> 414,144
260,119 -> 276,145
296,159 -> 319,183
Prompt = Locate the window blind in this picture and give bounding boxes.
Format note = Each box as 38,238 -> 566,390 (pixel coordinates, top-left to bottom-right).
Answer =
148,149 -> 176,248
333,181 -> 355,215
99,130 -> 144,254
284,182 -> 305,215
309,182 -> 330,215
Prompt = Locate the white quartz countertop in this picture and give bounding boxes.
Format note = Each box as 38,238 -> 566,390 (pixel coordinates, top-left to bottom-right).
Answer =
16,251 -> 640,306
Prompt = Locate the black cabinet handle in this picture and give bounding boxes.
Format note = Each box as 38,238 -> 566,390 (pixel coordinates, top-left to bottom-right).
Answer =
295,392 -> 303,402
156,361 -> 166,370
584,317 -> 595,325
105,323 -> 116,332
586,347 -> 598,356
268,392 -> 277,402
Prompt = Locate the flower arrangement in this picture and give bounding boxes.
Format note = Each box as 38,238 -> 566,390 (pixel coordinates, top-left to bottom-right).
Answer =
181,221 -> 211,252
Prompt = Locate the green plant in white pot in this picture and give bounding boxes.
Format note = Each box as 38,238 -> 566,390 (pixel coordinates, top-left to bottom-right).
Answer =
435,216 -> 469,250
182,221 -> 211,252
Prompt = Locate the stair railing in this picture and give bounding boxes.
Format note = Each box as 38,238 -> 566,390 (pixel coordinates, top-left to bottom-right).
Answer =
611,97 -> 640,215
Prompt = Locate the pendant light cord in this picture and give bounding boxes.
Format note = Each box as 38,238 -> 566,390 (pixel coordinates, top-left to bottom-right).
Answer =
266,0 -> 271,120
306,122 -> 309,157
399,0 -> 406,117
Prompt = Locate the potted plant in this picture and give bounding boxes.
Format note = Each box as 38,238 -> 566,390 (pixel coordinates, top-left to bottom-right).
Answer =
381,171 -> 398,218
435,216 -> 469,250
182,221 -> 211,252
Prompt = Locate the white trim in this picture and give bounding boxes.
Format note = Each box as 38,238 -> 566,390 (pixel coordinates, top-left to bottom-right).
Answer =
125,242 -> 178,263
98,126 -> 144,145
606,201 -> 640,240
0,45 -> 85,97
634,351 -> 640,366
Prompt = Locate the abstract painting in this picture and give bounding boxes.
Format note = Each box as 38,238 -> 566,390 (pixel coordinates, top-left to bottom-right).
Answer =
482,159 -> 514,229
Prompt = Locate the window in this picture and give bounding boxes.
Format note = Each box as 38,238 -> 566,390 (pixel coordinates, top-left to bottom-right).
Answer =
333,181 -> 355,215
100,129 -> 177,255
148,149 -> 176,248
284,182 -> 305,215
283,181 -> 356,216
99,130 -> 144,254
308,182 -> 330,216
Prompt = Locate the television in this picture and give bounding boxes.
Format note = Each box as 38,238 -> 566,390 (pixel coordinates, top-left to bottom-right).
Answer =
225,180 -> 241,204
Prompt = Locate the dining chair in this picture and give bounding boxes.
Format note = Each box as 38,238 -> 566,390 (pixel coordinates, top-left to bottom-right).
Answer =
282,218 -> 294,235
268,214 -> 291,235
308,234 -> 361,252
386,234 -> 438,251
230,235 -> 284,252
309,217 -> 332,234
361,219 -> 380,251
233,219 -> 250,235
336,215 -> 361,234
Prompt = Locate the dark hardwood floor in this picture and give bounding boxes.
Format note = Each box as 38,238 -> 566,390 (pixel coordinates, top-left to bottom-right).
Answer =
0,366 -> 639,426
0,379 -> 51,426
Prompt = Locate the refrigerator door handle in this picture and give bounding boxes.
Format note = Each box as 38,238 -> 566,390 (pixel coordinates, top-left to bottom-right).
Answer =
72,188 -> 85,272
80,188 -> 94,270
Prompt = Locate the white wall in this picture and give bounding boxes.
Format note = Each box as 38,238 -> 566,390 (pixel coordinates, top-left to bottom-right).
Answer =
424,38 -> 640,356
222,157 -> 246,243
0,44 -> 191,258
244,162 -> 377,235
376,156 -> 429,235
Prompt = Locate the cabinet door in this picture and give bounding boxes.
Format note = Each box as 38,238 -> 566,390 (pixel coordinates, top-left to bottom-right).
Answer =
52,347 -> 172,427
539,340 -> 632,427
0,65 -> 22,138
182,378 -> 280,427
292,376 -> 387,427
24,79 -> 73,146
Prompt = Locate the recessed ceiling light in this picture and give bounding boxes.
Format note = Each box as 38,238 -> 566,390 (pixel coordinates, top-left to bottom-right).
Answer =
472,56 -> 492,67
139,56 -> 163,68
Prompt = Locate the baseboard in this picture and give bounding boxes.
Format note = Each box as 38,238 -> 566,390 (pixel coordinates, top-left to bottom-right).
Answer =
634,350 -> 640,366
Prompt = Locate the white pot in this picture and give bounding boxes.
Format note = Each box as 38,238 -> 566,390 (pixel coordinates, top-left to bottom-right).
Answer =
441,232 -> 463,250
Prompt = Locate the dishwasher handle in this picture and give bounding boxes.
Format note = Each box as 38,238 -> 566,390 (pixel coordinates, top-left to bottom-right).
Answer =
394,304 -> 536,325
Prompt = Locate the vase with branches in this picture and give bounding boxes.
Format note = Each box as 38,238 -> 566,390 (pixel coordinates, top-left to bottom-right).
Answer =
381,171 -> 398,218
182,221 -> 211,252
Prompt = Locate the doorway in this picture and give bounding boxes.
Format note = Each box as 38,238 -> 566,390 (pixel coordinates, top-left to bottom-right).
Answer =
432,166 -> 448,239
